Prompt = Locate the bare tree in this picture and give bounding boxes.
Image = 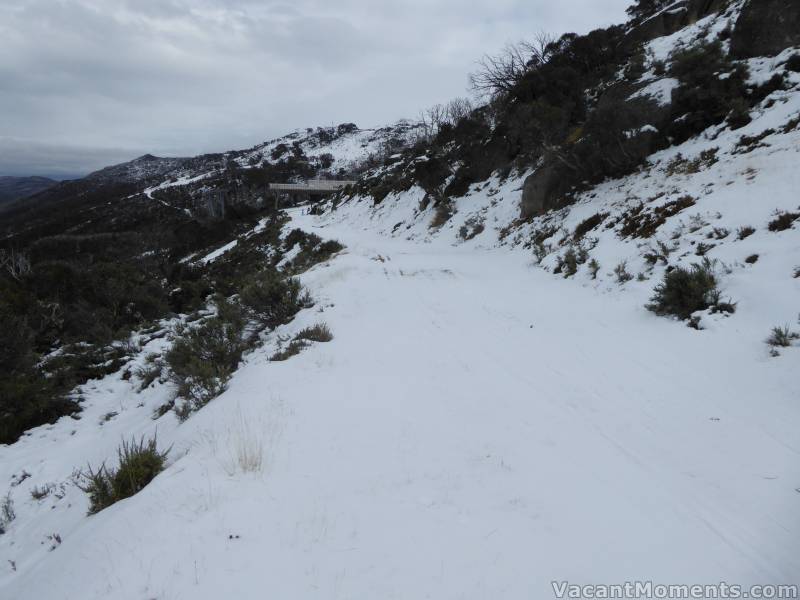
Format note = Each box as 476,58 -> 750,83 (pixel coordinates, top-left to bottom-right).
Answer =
444,97 -> 473,125
469,33 -> 556,98
417,97 -> 475,141
0,249 -> 31,280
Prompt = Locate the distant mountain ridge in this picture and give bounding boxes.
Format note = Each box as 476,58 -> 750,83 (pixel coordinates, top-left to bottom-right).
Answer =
0,175 -> 56,208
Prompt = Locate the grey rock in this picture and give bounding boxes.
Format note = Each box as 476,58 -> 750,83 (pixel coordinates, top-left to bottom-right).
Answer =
731,0 -> 800,58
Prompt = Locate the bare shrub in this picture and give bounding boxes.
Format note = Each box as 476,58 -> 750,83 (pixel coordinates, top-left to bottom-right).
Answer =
736,225 -> 755,240
295,323 -> 333,343
767,211 -> 800,232
614,261 -> 634,284
469,34 -> 556,97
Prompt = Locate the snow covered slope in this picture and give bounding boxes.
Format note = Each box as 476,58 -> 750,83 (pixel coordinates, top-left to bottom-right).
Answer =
0,202 -> 797,598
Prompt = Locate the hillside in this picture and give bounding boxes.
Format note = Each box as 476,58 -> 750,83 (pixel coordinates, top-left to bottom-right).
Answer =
1,0 -> 799,598
0,176 -> 56,210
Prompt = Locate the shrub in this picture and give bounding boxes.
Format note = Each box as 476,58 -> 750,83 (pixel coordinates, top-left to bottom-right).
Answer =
573,213 -> 607,240
614,261 -> 633,284
458,217 -> 485,241
588,258 -> 601,279
134,355 -> 163,391
767,211 -> 800,232
766,325 -> 799,349
280,230 -> 344,274
647,261 -> 727,319
737,226 -> 755,240
619,196 -> 696,238
556,249 -> 579,277
240,270 -> 306,330
270,339 -> 308,362
294,323 -> 333,343
166,305 -> 247,414
80,435 -> 168,514
30,484 -> 55,500
0,493 -> 14,534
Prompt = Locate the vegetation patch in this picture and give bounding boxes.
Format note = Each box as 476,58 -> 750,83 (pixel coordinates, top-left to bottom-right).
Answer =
281,229 -> 344,274
766,325 -> 799,355
430,200 -> 455,229
767,211 -> 800,232
166,301 -> 249,417
271,323 -> 333,361
240,270 -> 310,331
614,261 -> 634,284
573,212 -> 608,240
619,196 -> 696,238
458,216 -> 486,241
270,339 -> 309,362
647,261 -> 734,321
79,435 -> 168,514
294,323 -> 333,343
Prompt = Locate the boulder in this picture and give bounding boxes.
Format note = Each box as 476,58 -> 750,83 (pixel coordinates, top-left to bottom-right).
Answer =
731,0 -> 800,58
520,163 -> 570,219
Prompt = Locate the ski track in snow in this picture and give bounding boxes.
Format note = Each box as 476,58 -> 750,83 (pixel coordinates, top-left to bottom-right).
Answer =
1,205 -> 798,599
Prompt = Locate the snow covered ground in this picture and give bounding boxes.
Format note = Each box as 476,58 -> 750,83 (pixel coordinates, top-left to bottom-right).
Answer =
1,201 -> 797,598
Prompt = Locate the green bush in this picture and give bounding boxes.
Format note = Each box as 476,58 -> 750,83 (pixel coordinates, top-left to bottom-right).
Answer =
280,229 -> 344,273
166,301 -> 247,415
647,261 -> 729,320
240,270 -> 307,329
80,435 -> 168,514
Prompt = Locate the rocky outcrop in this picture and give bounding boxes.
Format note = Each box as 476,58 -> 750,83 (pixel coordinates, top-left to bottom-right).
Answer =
731,0 -> 800,58
520,164 -> 564,219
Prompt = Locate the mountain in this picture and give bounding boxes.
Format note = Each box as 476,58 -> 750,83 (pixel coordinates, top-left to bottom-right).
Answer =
1,1 -> 799,597
0,176 -> 56,209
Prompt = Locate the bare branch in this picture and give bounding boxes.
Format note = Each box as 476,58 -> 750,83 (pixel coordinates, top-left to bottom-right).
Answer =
469,33 -> 556,99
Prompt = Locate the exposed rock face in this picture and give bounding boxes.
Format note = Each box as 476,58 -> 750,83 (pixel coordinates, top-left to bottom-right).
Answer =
520,87 -> 667,220
731,0 -> 800,58
520,163 -> 570,219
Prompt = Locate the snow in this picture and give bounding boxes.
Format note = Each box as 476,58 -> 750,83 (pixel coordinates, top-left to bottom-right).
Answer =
198,239 -> 238,264
1,201 -> 798,597
630,77 -> 679,106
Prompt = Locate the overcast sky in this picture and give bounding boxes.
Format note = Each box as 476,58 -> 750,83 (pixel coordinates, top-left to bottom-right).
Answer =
0,0 -> 631,179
